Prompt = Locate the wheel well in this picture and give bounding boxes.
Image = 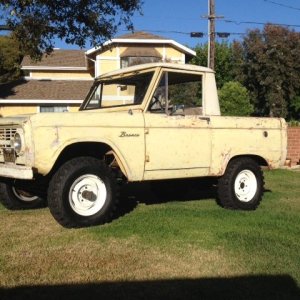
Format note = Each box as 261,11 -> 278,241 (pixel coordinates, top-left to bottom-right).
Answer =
229,155 -> 268,167
49,142 -> 116,176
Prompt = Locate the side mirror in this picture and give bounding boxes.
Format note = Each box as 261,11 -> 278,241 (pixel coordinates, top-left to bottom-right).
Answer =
171,104 -> 185,115
118,85 -> 128,91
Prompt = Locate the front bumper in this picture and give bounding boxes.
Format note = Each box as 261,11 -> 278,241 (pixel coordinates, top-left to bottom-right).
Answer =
0,164 -> 33,180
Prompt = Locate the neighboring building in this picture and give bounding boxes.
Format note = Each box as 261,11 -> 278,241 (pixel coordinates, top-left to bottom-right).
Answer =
0,32 -> 196,116
86,31 -> 196,77
0,50 -> 93,116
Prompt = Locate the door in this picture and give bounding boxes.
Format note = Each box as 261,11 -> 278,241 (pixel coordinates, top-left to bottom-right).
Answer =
143,70 -> 211,180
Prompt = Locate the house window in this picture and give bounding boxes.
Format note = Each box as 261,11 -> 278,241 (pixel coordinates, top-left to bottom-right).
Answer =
120,47 -> 162,68
121,56 -> 161,68
40,106 -> 68,113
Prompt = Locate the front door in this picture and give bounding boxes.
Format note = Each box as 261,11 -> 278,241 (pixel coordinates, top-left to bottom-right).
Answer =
143,70 -> 211,180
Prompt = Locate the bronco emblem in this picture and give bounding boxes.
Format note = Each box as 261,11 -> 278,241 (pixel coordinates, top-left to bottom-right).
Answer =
119,131 -> 140,137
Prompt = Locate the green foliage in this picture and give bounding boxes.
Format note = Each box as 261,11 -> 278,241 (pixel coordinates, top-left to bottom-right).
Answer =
218,81 -> 254,116
169,82 -> 202,107
0,0 -> 142,59
237,25 -> 300,119
288,120 -> 300,127
192,26 -> 300,120
290,96 -> 300,120
0,35 -> 23,82
191,42 -> 242,88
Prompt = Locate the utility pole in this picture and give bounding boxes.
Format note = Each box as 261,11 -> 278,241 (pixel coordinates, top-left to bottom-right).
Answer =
206,0 -> 223,70
208,0 -> 215,70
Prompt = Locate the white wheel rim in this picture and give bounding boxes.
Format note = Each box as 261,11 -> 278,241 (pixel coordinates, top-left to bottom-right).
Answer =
12,187 -> 39,202
69,174 -> 107,216
234,170 -> 257,202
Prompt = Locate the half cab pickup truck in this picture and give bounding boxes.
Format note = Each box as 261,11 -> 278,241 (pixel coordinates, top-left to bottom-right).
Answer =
0,63 -> 287,227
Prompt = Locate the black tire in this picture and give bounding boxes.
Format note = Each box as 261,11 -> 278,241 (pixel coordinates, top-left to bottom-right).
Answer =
217,157 -> 264,210
48,157 -> 118,228
0,182 -> 46,210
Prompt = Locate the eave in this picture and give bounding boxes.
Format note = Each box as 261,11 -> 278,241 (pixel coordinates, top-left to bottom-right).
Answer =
86,38 -> 196,57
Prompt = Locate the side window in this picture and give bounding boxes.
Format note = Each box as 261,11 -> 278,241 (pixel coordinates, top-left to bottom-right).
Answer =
149,71 -> 203,115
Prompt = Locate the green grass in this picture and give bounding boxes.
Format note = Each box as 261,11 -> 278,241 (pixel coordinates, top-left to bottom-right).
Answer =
90,170 -> 300,277
0,169 -> 299,299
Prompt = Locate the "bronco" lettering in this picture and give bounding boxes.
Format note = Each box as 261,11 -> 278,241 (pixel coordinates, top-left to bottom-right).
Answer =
119,131 -> 140,137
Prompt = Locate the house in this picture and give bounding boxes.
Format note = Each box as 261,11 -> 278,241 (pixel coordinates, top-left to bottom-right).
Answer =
86,31 -> 196,77
0,32 -> 196,116
0,50 -> 94,116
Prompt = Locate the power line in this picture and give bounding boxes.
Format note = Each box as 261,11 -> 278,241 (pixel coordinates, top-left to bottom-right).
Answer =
0,25 -> 10,31
122,29 -> 248,37
122,29 -> 191,36
223,19 -> 300,28
122,27 -> 300,37
263,0 -> 300,11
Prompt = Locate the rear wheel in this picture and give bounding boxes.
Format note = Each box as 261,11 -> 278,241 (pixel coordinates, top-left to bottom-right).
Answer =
217,158 -> 264,210
0,183 -> 46,210
48,157 -> 118,228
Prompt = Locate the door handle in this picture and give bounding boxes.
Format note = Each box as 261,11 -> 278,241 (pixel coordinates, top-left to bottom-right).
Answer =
199,117 -> 211,124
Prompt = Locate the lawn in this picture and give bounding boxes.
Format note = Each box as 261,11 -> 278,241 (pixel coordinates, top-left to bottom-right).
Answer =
0,169 -> 299,299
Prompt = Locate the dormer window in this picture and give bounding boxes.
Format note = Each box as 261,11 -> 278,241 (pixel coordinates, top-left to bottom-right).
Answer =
120,47 -> 162,68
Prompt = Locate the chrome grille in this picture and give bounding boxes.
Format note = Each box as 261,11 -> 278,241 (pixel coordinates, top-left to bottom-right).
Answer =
0,127 -> 17,153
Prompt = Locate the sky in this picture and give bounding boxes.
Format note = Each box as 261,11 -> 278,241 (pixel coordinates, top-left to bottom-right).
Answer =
121,0 -> 300,48
2,0 -> 300,50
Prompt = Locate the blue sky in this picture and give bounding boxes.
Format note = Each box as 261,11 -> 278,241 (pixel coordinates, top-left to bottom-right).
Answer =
3,0 -> 300,50
56,0 -> 300,49
122,0 -> 300,48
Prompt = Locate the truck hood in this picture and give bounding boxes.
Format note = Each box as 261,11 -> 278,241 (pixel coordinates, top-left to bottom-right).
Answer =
27,107 -> 144,128
0,114 -> 34,126
0,106 -> 143,128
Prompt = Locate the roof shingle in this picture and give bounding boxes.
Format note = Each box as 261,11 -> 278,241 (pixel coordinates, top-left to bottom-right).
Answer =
21,50 -> 87,68
116,31 -> 167,40
0,79 -> 93,101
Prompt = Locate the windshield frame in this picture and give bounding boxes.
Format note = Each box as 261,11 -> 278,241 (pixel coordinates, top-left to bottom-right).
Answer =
79,69 -> 156,111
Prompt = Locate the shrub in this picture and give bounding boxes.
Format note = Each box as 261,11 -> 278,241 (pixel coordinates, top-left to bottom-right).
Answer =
218,81 -> 254,116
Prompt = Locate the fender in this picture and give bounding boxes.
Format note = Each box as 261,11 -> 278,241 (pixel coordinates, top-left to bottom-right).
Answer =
34,137 -> 132,179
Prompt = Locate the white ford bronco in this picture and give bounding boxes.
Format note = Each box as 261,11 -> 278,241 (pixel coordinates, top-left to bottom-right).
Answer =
0,63 -> 287,227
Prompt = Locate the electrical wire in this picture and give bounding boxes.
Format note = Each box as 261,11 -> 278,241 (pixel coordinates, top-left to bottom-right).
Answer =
263,0 -> 300,11
223,19 -> 300,28
120,29 -> 247,37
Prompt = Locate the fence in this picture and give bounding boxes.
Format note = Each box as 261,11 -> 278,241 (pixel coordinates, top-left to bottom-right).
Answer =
287,126 -> 300,166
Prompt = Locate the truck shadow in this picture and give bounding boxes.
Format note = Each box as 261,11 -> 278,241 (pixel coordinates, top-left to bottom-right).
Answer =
0,275 -> 299,300
116,179 -> 273,220
116,178 -> 217,219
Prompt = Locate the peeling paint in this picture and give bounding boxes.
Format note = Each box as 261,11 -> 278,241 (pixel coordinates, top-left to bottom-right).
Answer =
51,127 -> 60,148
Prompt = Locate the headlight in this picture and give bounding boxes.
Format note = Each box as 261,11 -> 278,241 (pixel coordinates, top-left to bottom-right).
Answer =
11,131 -> 24,154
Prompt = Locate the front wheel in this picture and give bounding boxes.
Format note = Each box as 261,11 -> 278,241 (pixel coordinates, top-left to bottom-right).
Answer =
48,157 -> 118,228
0,183 -> 46,210
217,158 -> 264,210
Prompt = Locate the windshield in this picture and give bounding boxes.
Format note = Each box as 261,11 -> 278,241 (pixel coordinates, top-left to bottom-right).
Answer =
80,71 -> 154,110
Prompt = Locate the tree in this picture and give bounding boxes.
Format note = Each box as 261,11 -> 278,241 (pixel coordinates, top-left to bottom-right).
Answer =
191,42 -> 241,88
238,25 -> 300,119
0,0 -> 142,59
0,35 -> 23,82
290,96 -> 300,120
218,81 -> 254,116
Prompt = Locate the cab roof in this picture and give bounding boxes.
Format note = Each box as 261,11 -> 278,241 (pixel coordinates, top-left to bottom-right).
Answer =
95,62 -> 214,81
